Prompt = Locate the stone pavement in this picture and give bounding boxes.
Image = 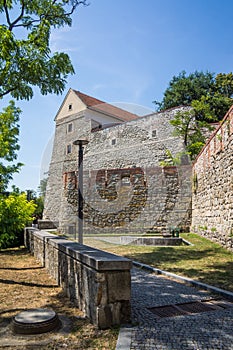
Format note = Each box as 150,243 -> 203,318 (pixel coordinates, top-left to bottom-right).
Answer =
116,266 -> 233,350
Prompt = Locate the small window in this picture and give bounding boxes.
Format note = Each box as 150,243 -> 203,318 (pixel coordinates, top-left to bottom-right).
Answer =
152,130 -> 157,137
67,123 -> 73,133
111,139 -> 116,145
68,104 -> 72,111
121,175 -> 131,186
66,144 -> 72,154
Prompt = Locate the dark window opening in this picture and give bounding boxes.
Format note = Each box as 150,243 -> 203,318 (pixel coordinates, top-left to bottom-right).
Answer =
152,130 -> 157,137
68,104 -> 72,111
112,139 -> 116,145
66,144 -> 72,154
67,123 -> 73,133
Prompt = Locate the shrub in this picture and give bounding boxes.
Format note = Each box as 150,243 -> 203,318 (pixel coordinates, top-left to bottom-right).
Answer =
0,193 -> 36,249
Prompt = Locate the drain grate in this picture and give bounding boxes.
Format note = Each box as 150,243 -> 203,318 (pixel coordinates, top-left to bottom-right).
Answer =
148,298 -> 233,318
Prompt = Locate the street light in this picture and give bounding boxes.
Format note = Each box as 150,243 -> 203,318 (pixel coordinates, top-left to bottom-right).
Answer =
73,139 -> 89,244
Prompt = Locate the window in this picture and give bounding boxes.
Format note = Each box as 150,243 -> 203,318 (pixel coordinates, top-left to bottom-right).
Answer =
66,144 -> 72,154
111,139 -> 116,145
68,104 -> 72,111
121,175 -> 131,186
152,130 -> 157,138
67,123 -> 73,133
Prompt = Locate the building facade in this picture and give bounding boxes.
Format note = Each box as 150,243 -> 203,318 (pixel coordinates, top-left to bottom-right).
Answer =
43,89 -> 192,236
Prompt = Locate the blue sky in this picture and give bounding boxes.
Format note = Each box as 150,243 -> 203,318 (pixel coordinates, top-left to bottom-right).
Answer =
2,0 -> 233,191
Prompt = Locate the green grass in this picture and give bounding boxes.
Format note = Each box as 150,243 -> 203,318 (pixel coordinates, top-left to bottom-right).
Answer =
84,233 -> 233,292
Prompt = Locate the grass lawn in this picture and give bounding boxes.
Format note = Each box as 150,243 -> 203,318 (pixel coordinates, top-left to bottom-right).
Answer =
84,233 -> 233,292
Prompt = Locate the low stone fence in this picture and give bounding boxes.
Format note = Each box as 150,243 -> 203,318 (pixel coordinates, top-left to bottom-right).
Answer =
24,228 -> 132,329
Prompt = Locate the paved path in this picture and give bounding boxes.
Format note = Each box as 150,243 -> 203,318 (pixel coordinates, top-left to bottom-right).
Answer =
117,267 -> 233,350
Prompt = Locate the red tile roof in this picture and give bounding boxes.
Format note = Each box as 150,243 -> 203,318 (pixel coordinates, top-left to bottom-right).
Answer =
73,90 -> 139,122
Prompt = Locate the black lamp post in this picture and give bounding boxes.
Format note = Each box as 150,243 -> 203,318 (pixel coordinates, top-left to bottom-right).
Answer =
73,139 -> 89,244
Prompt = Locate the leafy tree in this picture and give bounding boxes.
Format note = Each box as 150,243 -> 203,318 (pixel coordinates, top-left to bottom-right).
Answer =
0,101 -> 23,191
169,108 -> 212,159
0,0 -> 87,192
0,0 -> 88,100
0,191 -> 36,249
38,178 -> 48,199
156,71 -> 233,160
154,71 -> 215,111
26,188 -> 44,218
156,71 -> 233,122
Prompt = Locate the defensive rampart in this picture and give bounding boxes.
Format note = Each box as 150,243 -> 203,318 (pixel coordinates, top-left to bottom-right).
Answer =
192,106 -> 233,251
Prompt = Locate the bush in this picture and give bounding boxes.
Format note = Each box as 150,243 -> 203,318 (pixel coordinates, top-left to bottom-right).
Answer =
0,193 -> 36,249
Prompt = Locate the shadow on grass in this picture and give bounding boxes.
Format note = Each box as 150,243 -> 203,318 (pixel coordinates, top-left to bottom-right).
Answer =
0,247 -> 28,255
0,278 -> 57,289
0,266 -> 44,271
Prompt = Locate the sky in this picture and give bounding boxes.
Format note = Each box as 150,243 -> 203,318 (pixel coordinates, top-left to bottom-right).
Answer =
2,0 -> 233,192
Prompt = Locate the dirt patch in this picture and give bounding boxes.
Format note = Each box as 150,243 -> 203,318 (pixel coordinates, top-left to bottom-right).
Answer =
0,247 -> 118,349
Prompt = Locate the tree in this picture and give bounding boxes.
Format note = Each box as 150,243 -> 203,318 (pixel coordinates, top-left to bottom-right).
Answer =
0,191 -> 36,248
170,108 -> 212,159
0,0 -> 88,100
26,187 -> 45,218
38,178 -> 48,199
0,0 -> 87,190
0,101 -> 23,191
154,71 -> 215,112
156,71 -> 233,122
156,71 -> 233,160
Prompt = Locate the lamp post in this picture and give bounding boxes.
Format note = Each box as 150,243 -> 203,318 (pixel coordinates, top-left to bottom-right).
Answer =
73,139 -> 89,244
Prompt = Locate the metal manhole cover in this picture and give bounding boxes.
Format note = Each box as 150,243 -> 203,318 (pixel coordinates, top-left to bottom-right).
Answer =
12,308 -> 61,334
148,298 -> 233,318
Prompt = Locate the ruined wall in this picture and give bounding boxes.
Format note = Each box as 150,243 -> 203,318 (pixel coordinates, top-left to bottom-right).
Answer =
64,165 -> 191,235
44,106 -> 192,235
192,106 -> 233,251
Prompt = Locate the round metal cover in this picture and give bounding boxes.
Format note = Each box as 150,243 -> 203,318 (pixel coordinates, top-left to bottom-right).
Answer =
12,308 -> 61,334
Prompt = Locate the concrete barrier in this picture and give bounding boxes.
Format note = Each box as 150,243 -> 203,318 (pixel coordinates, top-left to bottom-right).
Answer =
24,228 -> 132,329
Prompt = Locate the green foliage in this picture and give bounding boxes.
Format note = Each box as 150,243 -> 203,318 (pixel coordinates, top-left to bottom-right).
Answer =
157,71 -> 233,122
38,178 -> 48,198
155,71 -> 215,111
25,189 -> 44,217
0,101 -> 23,191
169,105 -> 215,159
159,149 -> 189,167
0,0 -> 88,100
0,192 -> 36,249
0,1 -> 87,192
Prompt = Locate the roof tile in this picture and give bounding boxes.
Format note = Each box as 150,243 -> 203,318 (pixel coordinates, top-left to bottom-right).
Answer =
73,90 -> 139,122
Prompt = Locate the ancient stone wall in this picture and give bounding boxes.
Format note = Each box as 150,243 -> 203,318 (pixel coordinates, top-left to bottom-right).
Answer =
192,106 -> 233,251
43,106 -> 192,235
24,228 -> 132,329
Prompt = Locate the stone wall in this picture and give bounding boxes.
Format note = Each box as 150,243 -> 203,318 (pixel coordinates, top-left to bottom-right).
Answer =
192,106 -> 233,251
24,228 -> 132,329
73,164 -> 191,235
43,106 -> 192,235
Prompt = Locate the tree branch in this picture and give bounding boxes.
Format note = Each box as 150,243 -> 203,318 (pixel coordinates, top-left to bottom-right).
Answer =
5,0 -> 88,31
9,1 -> 25,31
0,87 -> 18,99
3,0 -> 11,28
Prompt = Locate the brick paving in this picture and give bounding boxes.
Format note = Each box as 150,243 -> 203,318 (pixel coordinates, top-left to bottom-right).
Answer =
124,268 -> 233,350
